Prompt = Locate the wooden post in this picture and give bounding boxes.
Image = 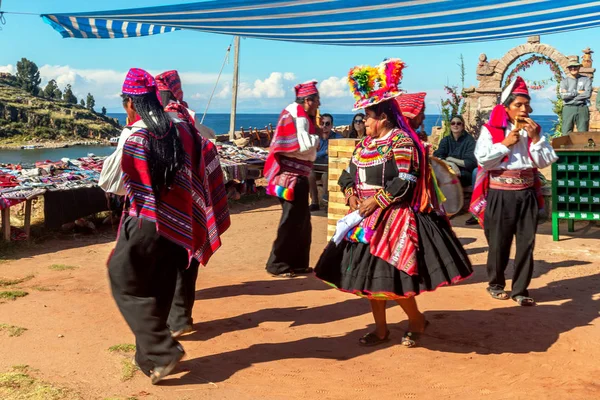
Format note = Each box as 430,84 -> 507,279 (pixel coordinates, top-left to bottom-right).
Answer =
327,139 -> 359,240
2,207 -> 10,241
229,36 -> 241,141
24,199 -> 32,242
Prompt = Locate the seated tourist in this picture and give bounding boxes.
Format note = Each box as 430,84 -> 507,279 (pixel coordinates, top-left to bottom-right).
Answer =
434,115 -> 478,224
434,115 -> 477,187
309,113 -> 343,211
347,113 -> 366,139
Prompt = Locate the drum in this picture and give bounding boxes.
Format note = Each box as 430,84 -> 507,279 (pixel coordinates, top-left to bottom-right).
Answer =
430,156 -> 464,216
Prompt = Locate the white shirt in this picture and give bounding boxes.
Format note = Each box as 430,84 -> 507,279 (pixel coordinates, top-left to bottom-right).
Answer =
284,103 -> 319,161
474,122 -> 558,171
98,119 -> 147,195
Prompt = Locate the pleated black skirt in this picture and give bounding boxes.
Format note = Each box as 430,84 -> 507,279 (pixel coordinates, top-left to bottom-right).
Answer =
314,212 -> 473,299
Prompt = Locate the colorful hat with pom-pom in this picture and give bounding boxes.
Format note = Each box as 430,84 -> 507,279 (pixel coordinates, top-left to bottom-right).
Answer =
348,58 -> 406,111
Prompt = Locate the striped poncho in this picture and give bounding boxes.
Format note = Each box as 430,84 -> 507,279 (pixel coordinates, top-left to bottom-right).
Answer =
122,121 -> 230,266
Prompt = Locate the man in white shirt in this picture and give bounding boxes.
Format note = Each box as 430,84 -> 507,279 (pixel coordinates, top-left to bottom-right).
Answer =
264,81 -> 321,278
471,77 -> 558,306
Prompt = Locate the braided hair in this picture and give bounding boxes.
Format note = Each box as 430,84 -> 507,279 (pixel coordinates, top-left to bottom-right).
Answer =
126,92 -> 185,198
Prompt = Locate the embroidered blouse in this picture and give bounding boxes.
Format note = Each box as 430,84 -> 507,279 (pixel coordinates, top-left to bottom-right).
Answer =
339,129 -> 419,209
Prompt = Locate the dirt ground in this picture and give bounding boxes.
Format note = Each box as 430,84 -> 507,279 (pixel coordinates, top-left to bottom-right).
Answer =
1,198 -> 599,400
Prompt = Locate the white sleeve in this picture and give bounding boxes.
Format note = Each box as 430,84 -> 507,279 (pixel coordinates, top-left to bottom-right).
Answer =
529,136 -> 558,169
98,127 -> 132,195
295,116 -> 319,153
474,126 -> 511,171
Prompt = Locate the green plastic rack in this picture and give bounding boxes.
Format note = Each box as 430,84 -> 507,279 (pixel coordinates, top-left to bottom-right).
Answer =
551,151 -> 600,241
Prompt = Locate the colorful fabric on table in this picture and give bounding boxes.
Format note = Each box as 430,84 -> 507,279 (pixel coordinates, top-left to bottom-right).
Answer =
264,103 -> 316,201
469,104 -> 544,228
396,92 -> 427,119
348,58 -> 406,111
122,68 -> 156,95
122,121 -> 226,266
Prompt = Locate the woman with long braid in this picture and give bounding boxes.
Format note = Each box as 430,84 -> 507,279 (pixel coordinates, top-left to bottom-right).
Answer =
107,68 -> 213,384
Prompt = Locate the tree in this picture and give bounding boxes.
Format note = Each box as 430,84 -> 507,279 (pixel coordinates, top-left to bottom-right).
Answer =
53,87 -> 63,100
101,106 -> 107,116
86,93 -> 96,111
43,79 -> 60,99
15,58 -> 42,95
63,84 -> 78,104
80,99 -> 86,107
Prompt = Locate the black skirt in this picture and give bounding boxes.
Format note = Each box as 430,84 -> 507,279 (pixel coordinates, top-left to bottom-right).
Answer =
314,212 -> 473,299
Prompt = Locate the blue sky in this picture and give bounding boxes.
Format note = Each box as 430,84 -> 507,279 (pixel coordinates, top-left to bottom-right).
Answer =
1,0 -> 599,114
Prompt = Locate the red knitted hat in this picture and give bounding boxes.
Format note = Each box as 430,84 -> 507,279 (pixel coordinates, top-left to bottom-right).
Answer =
294,81 -> 318,98
396,92 -> 427,119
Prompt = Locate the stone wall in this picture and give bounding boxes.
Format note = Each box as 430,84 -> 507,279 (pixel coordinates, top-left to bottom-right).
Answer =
326,138 -> 359,240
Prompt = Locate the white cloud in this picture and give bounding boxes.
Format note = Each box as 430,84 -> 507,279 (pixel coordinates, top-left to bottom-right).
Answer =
318,76 -> 350,98
0,65 -> 16,74
238,72 -> 296,99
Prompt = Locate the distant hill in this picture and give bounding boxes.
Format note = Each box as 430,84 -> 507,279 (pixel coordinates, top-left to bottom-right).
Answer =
0,73 -> 122,147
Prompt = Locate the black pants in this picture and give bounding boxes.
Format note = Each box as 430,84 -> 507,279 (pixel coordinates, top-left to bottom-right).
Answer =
266,176 -> 312,274
167,259 -> 199,332
484,188 -> 538,298
108,215 -> 188,376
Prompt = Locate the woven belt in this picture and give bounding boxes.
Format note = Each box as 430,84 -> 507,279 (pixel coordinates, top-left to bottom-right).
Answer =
489,169 -> 535,190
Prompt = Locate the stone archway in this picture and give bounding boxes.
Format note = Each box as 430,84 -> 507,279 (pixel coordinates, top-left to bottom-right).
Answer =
463,35 -> 598,134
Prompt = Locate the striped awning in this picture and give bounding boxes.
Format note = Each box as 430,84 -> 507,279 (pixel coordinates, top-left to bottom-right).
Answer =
41,0 -> 600,46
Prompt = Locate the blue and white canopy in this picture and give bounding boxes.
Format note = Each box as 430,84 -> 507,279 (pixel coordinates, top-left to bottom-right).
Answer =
42,0 -> 600,46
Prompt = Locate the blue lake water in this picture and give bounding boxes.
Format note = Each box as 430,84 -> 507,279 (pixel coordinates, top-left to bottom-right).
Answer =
0,113 -> 558,165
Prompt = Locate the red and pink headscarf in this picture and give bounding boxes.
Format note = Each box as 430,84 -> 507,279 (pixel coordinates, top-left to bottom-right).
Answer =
122,68 -> 157,96
156,70 -> 188,108
396,92 -> 427,120
294,81 -> 318,98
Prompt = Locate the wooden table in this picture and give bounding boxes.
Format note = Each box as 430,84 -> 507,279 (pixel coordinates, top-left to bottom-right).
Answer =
1,193 -> 42,242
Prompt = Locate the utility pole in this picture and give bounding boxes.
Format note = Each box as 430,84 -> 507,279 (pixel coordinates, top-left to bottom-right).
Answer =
229,36 -> 240,141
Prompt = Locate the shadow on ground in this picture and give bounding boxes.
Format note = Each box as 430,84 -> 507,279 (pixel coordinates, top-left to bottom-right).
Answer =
169,272 -> 598,386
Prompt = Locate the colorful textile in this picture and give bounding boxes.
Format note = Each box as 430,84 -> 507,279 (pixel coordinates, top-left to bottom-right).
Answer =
294,81 -> 318,98
348,58 -> 406,111
122,68 -> 156,95
346,129 -> 420,276
156,70 -> 189,108
264,103 -> 316,201
469,104 -> 544,228
122,121 -> 225,265
396,92 -> 427,119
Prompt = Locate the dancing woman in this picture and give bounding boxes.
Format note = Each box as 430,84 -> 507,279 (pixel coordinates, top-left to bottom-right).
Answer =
315,59 -> 473,347
108,68 -> 216,384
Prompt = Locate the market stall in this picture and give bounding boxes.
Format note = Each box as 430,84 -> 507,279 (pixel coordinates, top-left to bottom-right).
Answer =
0,144 -> 269,240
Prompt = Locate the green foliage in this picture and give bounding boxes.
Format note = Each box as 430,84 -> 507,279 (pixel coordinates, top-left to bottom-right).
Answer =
48,264 -> 78,271
108,344 -> 136,353
0,366 -> 76,400
42,80 -> 60,100
0,275 -> 35,287
15,58 -> 41,96
101,106 -> 107,116
439,55 -> 468,142
0,324 -> 28,337
79,99 -> 85,107
62,84 -> 78,104
0,291 -> 28,301
86,93 -> 96,111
